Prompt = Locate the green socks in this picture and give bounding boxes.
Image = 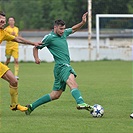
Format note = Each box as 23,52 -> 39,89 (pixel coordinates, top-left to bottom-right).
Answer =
31,94 -> 51,110
30,89 -> 84,111
71,88 -> 84,104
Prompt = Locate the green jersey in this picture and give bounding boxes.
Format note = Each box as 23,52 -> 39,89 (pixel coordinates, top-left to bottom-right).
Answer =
37,28 -> 72,64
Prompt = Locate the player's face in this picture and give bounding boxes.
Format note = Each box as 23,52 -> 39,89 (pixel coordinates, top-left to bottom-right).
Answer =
54,25 -> 65,36
8,18 -> 15,26
0,15 -> 6,29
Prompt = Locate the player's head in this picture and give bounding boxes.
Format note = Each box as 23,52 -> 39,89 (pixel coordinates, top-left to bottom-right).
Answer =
0,11 -> 6,29
8,17 -> 15,26
54,19 -> 65,36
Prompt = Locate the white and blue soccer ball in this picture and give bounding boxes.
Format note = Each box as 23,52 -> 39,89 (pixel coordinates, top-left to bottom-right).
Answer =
130,113 -> 133,119
90,104 -> 104,118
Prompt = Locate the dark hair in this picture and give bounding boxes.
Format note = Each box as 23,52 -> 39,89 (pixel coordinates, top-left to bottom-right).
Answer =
54,19 -> 65,26
8,16 -> 15,20
0,11 -> 6,17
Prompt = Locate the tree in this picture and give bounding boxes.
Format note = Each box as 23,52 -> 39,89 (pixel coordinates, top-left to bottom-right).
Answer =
0,0 -> 132,30
92,0 -> 131,28
128,0 -> 133,13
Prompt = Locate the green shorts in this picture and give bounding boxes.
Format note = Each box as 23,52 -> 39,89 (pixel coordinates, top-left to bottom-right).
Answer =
53,64 -> 77,91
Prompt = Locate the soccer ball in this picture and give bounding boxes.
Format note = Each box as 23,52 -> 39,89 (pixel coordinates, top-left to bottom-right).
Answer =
90,104 -> 104,118
130,113 -> 133,119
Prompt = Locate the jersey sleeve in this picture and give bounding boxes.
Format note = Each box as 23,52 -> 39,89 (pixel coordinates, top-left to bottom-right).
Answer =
64,28 -> 72,37
4,27 -> 8,32
36,34 -> 51,50
3,30 -> 15,41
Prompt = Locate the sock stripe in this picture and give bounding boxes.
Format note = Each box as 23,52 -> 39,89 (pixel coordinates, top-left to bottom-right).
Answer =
70,88 -> 77,93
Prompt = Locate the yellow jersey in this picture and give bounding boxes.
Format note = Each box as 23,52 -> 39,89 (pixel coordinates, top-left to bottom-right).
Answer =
4,26 -> 19,48
0,29 -> 15,77
0,29 -> 15,44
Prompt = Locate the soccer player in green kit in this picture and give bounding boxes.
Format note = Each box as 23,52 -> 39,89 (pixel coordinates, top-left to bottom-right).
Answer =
25,12 -> 93,115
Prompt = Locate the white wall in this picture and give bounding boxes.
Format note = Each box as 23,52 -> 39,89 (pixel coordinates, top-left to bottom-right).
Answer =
0,36 -> 132,62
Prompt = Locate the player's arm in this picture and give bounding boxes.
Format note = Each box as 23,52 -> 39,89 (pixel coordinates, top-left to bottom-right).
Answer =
72,12 -> 88,33
32,38 -> 48,64
33,46 -> 41,64
13,36 -> 41,46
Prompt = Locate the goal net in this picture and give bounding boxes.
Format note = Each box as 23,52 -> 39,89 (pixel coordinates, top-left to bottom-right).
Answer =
96,14 -> 133,60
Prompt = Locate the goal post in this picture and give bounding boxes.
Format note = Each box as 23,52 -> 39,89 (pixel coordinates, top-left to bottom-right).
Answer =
88,0 -> 92,60
96,14 -> 133,60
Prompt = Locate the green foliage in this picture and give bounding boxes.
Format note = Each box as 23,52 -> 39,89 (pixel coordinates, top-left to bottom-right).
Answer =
0,61 -> 132,133
92,0 -> 131,27
0,0 -> 132,30
128,0 -> 133,13
100,18 -> 133,29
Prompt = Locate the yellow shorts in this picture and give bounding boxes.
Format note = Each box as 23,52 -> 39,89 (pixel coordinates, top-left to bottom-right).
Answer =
5,48 -> 19,59
0,62 -> 10,78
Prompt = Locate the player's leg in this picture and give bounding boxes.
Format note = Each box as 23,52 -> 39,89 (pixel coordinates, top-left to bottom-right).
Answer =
25,65 -> 64,115
5,48 -> 11,66
1,63 -> 27,112
14,58 -> 19,80
5,57 -> 11,66
13,48 -> 19,80
66,73 -> 84,104
66,73 -> 93,111
2,69 -> 18,109
25,90 -> 63,115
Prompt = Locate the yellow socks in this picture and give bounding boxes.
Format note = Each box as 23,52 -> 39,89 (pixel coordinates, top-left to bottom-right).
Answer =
9,85 -> 18,108
14,64 -> 19,77
9,85 -> 28,112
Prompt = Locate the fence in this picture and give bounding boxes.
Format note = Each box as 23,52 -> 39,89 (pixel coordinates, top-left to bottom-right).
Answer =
0,31 -> 132,62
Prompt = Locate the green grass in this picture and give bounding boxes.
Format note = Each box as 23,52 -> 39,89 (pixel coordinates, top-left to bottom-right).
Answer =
0,61 -> 133,133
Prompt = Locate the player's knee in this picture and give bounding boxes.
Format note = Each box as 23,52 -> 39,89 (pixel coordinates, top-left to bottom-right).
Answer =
50,93 -> 61,100
15,60 -> 18,64
10,79 -> 18,87
53,94 -> 60,100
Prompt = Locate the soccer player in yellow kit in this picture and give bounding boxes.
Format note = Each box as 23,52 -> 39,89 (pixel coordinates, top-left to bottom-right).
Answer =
4,17 -> 19,80
0,11 -> 41,112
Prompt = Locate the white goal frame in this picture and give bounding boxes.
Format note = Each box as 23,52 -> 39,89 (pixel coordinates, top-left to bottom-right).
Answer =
96,14 -> 133,59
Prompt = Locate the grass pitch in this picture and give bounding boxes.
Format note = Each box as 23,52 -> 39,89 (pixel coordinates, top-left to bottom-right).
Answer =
0,61 -> 132,133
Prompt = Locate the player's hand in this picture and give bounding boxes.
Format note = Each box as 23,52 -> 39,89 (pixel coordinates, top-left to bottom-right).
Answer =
11,32 -> 16,36
35,58 -> 41,64
82,12 -> 88,24
33,42 -> 42,47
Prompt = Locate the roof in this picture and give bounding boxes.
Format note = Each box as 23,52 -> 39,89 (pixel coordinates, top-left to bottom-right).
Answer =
20,30 -> 133,38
